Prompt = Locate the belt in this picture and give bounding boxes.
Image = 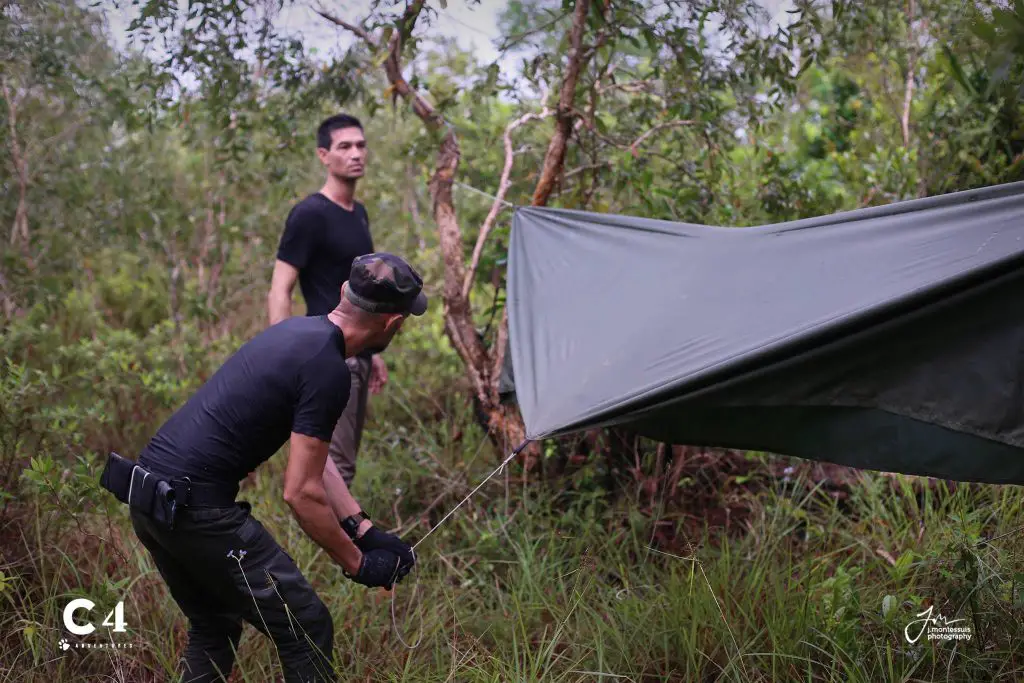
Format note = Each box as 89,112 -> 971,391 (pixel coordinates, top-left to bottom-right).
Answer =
168,477 -> 239,508
99,452 -> 239,530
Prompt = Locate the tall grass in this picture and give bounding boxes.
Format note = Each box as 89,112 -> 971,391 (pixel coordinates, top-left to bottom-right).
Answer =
4,301 -> 1024,681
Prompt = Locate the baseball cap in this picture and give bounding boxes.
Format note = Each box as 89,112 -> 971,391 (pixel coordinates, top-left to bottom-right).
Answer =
344,252 -> 428,316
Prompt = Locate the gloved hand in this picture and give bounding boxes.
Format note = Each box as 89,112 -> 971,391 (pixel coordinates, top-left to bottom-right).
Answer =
354,526 -> 415,583
345,548 -> 405,589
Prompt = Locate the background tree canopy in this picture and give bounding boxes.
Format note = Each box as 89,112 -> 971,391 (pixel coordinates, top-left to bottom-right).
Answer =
3,0 -> 1024,681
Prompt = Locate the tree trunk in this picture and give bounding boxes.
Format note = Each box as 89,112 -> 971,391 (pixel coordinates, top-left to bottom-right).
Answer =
432,130 -> 491,407
2,77 -> 30,250
0,267 -> 14,320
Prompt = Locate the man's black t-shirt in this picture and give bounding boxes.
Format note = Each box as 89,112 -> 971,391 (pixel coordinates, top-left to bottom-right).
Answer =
138,316 -> 352,485
276,193 -> 374,317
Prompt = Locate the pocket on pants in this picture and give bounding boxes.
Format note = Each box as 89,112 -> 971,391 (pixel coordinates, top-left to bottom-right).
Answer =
227,526 -> 318,615
233,554 -> 324,640
234,514 -> 264,546
265,551 -> 320,614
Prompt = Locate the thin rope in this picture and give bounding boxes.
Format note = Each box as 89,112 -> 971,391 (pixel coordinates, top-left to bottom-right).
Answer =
413,438 -> 530,551
453,180 -> 516,209
388,438 -> 531,648
390,565 -> 423,649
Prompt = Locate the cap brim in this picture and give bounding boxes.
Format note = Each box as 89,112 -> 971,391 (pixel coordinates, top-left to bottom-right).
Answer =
409,291 -> 428,316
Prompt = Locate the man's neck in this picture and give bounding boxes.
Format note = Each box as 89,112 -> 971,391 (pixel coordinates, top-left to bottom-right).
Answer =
327,310 -> 367,358
320,176 -> 357,211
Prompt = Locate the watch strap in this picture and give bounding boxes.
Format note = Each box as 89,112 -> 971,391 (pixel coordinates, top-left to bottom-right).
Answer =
340,511 -> 369,539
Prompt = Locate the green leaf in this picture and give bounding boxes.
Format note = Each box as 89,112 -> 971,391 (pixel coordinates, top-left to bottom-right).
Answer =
941,46 -> 977,97
992,8 -> 1024,35
970,18 -> 999,45
643,28 -> 658,54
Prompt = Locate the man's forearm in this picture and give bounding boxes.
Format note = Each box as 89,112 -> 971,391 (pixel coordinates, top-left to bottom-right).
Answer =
323,456 -> 373,536
286,483 -> 363,574
267,290 -> 291,326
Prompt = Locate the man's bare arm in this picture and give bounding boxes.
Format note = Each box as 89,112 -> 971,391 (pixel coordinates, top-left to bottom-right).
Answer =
267,259 -> 300,326
284,432 -> 362,574
322,455 -> 373,538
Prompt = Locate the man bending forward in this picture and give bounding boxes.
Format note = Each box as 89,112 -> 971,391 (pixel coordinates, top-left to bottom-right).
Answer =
116,253 -> 424,682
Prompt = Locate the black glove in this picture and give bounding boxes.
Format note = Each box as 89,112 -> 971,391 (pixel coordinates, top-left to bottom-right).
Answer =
345,548 -> 404,589
354,526 -> 415,582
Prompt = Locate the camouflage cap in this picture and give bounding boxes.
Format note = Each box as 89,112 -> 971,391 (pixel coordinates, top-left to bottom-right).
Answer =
345,252 -> 428,316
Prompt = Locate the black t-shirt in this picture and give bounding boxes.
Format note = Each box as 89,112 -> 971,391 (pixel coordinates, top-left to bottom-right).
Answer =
138,316 -> 352,485
276,193 -> 375,316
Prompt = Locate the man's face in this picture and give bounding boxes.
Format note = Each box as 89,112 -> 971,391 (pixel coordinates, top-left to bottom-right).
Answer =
365,315 -> 407,355
318,126 -> 366,180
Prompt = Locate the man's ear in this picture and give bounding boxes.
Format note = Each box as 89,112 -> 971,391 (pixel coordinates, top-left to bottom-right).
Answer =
316,147 -> 329,165
385,313 -> 405,332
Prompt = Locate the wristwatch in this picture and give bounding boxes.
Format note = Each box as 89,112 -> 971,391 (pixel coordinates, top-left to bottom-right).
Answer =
340,511 -> 369,539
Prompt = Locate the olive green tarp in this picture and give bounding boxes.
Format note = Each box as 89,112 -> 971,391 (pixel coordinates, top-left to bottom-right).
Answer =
498,182 -> 1024,484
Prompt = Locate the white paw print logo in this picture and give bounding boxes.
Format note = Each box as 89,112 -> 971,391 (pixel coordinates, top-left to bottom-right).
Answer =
58,638 -> 70,652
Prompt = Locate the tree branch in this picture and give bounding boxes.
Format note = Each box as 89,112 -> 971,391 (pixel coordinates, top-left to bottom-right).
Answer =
598,79 -> 656,95
490,304 -> 510,405
564,161 -> 611,180
569,105 -> 622,149
579,40 -> 614,209
1,76 -> 29,248
531,0 -> 593,207
901,0 -> 916,148
574,112 -> 695,156
314,8 -> 378,48
384,16 -> 443,127
629,119 -> 696,156
395,0 -> 426,48
320,4 -> 440,129
498,10 -> 571,52
462,107 -> 551,300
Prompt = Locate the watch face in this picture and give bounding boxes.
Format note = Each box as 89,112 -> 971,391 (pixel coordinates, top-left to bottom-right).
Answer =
341,512 -> 367,538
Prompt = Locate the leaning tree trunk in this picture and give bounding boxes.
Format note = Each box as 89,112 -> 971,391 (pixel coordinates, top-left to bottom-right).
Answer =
318,4 -> 534,459
319,0 -> 597,463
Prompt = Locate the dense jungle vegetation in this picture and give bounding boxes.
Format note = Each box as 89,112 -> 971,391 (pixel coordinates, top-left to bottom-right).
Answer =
3,0 -> 1024,680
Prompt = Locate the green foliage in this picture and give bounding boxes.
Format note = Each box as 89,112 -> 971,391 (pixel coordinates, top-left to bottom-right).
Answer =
3,0 -> 1024,679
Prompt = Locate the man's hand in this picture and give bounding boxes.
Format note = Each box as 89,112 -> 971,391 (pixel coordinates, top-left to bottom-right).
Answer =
346,548 -> 406,589
355,527 -> 415,580
369,354 -> 388,395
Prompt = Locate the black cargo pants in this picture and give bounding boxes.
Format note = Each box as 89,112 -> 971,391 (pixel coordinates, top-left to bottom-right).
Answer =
130,502 -> 336,683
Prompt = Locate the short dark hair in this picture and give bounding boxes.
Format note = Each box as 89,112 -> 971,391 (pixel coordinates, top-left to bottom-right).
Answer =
317,114 -> 363,150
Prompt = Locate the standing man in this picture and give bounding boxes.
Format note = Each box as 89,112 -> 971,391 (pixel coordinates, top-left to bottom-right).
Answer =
104,254 -> 426,682
268,113 -> 386,487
